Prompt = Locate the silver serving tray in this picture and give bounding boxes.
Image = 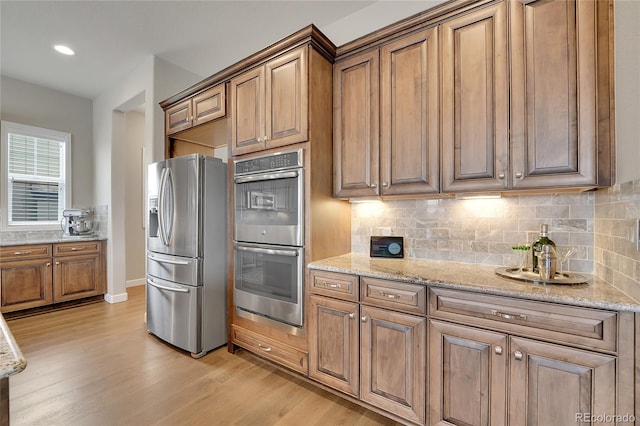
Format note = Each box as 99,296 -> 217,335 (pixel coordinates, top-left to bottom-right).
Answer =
495,267 -> 588,285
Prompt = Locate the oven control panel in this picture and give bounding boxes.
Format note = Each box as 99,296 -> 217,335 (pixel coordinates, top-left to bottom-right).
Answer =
234,149 -> 302,175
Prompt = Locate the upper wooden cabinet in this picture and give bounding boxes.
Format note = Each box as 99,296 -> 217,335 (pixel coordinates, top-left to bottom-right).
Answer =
230,46 -> 308,156
334,27 -> 439,198
165,84 -> 226,136
441,1 -> 509,192
510,0 -> 613,189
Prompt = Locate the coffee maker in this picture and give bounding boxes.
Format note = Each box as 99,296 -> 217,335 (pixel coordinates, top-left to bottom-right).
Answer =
61,209 -> 93,237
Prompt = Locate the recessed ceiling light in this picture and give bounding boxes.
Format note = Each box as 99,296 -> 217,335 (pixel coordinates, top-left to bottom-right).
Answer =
54,45 -> 75,56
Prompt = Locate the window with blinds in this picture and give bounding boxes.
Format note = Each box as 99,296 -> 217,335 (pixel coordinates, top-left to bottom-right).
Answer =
1,121 -> 71,228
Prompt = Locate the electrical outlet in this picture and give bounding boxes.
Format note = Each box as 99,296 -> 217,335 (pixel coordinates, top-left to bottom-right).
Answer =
379,227 -> 392,236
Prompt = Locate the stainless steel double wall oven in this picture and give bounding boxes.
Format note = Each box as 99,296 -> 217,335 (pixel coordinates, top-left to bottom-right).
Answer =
233,149 -> 305,333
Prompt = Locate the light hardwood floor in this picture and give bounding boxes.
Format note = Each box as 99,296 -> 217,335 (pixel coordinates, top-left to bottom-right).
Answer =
6,285 -> 399,426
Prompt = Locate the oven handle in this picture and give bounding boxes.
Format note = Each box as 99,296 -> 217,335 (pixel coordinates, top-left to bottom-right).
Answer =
234,170 -> 299,184
146,279 -> 190,293
234,244 -> 299,257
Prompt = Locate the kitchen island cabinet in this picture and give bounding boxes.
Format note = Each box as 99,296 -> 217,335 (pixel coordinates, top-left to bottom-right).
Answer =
0,240 -> 107,313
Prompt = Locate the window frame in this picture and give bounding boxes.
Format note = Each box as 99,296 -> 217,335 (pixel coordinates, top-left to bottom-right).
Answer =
1,121 -> 72,231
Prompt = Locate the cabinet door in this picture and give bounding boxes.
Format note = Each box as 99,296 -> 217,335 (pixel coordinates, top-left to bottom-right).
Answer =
230,66 -> 265,156
308,295 -> 359,396
333,50 -> 380,198
509,336 -> 616,425
53,253 -> 103,302
265,47 -> 308,149
428,319 -> 507,426
510,0 -> 600,188
441,1 -> 509,192
360,305 -> 426,424
0,259 -> 52,312
165,99 -> 192,136
380,27 -> 439,195
192,84 -> 225,127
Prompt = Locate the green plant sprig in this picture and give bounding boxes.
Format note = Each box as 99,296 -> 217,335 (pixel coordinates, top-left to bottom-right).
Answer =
512,245 -> 531,251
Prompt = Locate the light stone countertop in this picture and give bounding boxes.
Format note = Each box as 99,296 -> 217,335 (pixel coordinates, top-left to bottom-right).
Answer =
0,315 -> 26,379
308,253 -> 640,313
0,235 -> 106,247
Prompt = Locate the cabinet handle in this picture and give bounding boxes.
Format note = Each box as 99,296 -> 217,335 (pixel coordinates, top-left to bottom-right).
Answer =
348,313 -> 355,319
55,261 -> 60,265
514,351 -> 524,361
380,292 -> 400,299
46,262 -> 51,267
491,310 -> 527,321
13,251 -> 32,255
370,183 -> 377,189
495,346 -> 503,355
382,182 -> 389,188
264,135 -> 269,142
515,172 -> 523,179
323,281 -> 340,289
361,316 -> 368,323
70,247 -> 86,251
498,173 -> 505,179
258,344 -> 272,353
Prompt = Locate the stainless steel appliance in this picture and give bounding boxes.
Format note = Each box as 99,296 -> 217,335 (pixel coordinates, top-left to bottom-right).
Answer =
146,154 -> 226,358
61,208 -> 93,237
233,149 -> 305,334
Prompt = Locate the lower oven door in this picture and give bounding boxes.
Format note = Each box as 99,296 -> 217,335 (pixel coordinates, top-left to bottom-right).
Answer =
146,275 -> 201,353
233,242 -> 303,327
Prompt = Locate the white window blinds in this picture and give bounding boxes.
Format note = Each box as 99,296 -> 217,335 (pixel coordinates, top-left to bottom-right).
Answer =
1,121 -> 70,228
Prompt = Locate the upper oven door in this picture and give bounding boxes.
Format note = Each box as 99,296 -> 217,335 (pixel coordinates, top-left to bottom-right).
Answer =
234,168 -> 304,246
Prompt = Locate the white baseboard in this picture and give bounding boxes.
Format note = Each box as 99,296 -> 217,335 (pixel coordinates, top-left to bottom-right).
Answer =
104,292 -> 129,304
126,278 -> 145,288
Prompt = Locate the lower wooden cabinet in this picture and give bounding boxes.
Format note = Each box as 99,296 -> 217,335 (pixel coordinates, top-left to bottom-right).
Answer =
0,240 -> 106,313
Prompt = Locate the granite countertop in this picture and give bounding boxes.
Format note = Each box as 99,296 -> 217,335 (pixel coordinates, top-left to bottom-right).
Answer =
308,253 -> 640,312
0,315 -> 26,380
0,235 -> 106,247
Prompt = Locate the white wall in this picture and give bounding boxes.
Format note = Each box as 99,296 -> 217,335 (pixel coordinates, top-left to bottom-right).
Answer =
614,0 -> 640,184
0,76 -> 94,207
124,111 -> 146,285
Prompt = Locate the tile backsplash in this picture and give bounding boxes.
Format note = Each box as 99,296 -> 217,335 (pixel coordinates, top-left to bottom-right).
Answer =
594,179 -> 640,301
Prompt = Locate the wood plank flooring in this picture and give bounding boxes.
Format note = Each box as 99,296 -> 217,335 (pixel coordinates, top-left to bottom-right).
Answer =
6,286 -> 400,426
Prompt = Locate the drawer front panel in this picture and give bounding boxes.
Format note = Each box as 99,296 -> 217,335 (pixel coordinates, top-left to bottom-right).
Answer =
361,277 -> 426,315
232,325 -> 308,375
54,241 -> 101,256
310,270 -> 359,301
0,244 -> 51,261
428,287 -> 617,352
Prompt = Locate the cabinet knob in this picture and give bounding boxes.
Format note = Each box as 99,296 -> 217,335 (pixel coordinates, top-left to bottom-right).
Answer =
498,173 -> 505,179
55,261 -> 60,265
514,350 -> 524,361
382,182 -> 389,188
348,313 -> 355,319
264,135 -> 269,142
46,262 -> 51,267
515,172 -> 523,179
370,183 -> 377,189
495,346 -> 503,355
257,137 -> 262,143
361,316 -> 368,323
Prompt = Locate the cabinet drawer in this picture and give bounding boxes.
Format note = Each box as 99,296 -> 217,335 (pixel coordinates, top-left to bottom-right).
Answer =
310,270 -> 359,301
361,277 -> 426,315
53,241 -> 101,256
428,287 -> 617,353
231,325 -> 308,375
0,244 -> 51,261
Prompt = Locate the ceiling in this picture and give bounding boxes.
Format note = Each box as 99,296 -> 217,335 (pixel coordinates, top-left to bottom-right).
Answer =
1,0 -> 442,101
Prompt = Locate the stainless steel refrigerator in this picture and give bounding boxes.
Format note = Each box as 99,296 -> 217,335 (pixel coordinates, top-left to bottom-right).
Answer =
146,154 -> 227,358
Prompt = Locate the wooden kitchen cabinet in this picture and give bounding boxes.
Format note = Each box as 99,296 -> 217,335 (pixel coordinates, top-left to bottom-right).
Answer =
165,84 -> 226,136
230,46 -> 308,156
509,0 -> 614,189
309,271 -> 426,425
334,27 -> 439,198
441,1 -> 509,193
0,245 -> 53,312
53,241 -> 106,303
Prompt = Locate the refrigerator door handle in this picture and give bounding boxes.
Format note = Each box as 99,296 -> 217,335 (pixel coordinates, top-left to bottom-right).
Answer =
164,167 -> 175,243
147,254 -> 191,265
147,278 -> 190,294
158,168 -> 168,246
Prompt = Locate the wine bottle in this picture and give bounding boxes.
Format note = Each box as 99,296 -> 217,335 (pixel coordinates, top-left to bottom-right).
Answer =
531,224 -> 555,273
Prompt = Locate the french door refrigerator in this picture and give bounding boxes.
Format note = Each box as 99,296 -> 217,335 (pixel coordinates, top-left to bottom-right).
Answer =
146,154 -> 226,358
